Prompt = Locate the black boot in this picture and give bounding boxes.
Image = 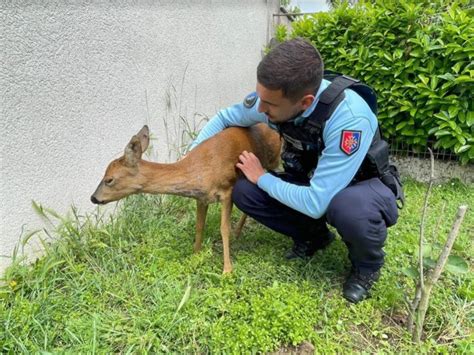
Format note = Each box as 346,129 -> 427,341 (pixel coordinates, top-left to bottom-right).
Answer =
285,231 -> 335,260
343,267 -> 380,303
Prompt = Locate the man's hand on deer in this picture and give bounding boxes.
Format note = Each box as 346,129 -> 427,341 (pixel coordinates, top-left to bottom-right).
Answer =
236,150 -> 266,184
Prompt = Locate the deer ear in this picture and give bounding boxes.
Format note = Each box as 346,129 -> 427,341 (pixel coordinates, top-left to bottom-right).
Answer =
124,135 -> 142,167
136,125 -> 150,153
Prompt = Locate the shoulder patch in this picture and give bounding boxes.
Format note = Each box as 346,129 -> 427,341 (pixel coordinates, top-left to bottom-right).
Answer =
243,92 -> 258,109
340,130 -> 362,155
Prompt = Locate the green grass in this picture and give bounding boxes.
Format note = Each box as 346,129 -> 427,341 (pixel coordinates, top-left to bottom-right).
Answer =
1,179 -> 473,353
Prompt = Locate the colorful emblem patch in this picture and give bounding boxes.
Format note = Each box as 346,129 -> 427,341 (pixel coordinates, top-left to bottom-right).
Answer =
340,130 -> 362,155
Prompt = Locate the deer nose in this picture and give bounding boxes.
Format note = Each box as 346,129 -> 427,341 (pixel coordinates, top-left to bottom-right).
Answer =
90,195 -> 100,204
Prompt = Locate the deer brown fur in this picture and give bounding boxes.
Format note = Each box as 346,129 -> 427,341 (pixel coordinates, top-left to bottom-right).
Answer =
91,124 -> 281,273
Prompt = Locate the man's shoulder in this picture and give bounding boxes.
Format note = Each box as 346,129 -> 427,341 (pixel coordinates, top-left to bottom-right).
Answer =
347,86 -> 376,114
334,90 -> 377,124
323,92 -> 377,140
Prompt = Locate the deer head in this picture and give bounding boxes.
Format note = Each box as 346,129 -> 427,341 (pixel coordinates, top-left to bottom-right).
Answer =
91,125 -> 150,205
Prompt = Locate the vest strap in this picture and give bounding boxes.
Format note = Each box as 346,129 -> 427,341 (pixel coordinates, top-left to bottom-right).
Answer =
319,76 -> 358,105
307,76 -> 360,130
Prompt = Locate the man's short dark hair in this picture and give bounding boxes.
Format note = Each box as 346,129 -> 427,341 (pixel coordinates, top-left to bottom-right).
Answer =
257,38 -> 324,102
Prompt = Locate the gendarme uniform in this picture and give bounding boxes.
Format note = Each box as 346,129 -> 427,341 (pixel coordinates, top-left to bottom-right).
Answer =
190,77 -> 401,302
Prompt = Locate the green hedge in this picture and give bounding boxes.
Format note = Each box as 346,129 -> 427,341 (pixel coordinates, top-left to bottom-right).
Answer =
278,0 -> 474,164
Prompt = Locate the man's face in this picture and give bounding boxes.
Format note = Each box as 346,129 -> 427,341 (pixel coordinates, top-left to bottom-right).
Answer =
256,82 -> 313,124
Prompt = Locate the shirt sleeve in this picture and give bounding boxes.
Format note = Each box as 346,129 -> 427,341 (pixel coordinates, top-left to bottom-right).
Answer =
257,111 -> 376,219
189,97 -> 268,150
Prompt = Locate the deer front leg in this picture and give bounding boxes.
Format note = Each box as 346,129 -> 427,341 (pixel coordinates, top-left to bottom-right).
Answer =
220,194 -> 233,274
194,200 -> 208,253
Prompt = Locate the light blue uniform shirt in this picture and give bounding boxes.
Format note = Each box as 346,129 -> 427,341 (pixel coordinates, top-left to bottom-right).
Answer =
190,79 -> 378,219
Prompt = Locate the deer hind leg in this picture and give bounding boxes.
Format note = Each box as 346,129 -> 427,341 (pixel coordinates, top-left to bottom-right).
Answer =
220,193 -> 233,274
234,213 -> 247,238
194,200 -> 208,253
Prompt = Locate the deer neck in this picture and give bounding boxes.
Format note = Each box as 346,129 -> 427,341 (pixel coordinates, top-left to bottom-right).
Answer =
138,159 -> 206,199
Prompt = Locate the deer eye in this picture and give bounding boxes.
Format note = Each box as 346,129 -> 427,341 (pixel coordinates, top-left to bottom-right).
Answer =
105,178 -> 115,186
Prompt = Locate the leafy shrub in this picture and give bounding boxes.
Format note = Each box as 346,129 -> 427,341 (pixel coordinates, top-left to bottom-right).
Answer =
279,0 -> 474,163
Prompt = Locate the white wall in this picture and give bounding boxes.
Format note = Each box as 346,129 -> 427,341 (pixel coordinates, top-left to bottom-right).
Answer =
0,0 -> 279,274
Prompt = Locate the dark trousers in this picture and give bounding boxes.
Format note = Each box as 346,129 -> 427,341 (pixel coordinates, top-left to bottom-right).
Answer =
231,173 -> 398,272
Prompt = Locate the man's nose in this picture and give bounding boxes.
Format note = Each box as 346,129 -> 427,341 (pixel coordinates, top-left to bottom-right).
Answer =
257,101 -> 266,114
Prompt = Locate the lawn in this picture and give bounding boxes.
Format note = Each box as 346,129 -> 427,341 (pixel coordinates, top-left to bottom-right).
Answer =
1,179 -> 472,353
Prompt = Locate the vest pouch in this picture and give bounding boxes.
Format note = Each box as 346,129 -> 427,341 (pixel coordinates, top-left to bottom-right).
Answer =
281,150 -> 306,176
380,165 -> 405,209
365,139 -> 405,208
366,139 -> 390,176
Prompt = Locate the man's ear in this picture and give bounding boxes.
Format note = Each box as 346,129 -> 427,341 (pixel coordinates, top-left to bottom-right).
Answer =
300,94 -> 315,111
124,135 -> 142,167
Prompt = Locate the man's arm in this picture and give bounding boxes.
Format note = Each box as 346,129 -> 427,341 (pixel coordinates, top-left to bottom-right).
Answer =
255,113 -> 376,219
189,94 -> 268,150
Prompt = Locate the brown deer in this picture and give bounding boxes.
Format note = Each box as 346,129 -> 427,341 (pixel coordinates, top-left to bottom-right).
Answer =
91,124 -> 281,273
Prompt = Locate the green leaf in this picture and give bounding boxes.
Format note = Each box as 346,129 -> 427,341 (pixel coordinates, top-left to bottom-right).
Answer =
409,49 -> 423,58
438,73 -> 456,81
466,111 -> 474,127
455,134 -> 467,145
452,62 -> 463,74
434,112 -> 450,121
430,76 -> 439,90
456,144 -> 471,153
423,257 -> 436,269
338,48 -> 347,56
396,121 -> 408,130
428,127 -> 438,135
423,244 -> 433,257
454,75 -> 473,84
415,244 -> 434,258
445,255 -> 469,274
394,49 -> 403,59
175,276 -> 192,315
418,74 -> 429,86
388,110 -> 399,118
402,266 -> 419,279
434,130 -> 452,137
401,127 -> 416,136
469,147 -> 474,159
448,106 -> 460,118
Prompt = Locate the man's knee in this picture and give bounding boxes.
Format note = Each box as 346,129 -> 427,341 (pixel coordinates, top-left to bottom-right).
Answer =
327,188 -> 366,232
326,182 -> 387,243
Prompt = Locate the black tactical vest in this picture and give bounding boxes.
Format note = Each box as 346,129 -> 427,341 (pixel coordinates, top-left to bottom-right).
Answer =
275,72 -> 379,180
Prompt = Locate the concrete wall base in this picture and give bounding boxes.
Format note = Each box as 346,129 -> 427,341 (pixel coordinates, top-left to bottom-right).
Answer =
392,156 -> 473,185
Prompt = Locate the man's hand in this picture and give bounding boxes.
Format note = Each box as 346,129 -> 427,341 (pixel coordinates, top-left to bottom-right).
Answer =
236,150 -> 266,184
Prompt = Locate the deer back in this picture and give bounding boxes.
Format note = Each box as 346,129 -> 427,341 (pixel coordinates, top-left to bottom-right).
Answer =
183,123 -> 281,195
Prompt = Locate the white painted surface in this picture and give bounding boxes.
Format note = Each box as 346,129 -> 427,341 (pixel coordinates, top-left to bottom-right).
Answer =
1,0 -> 279,274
